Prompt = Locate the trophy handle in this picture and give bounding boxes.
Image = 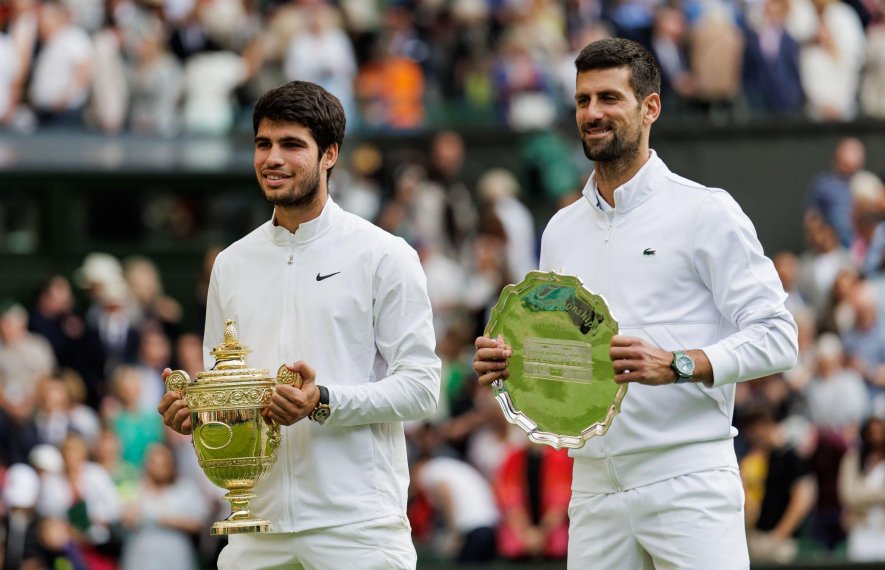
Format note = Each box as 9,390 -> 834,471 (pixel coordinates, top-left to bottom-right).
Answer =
276,364 -> 302,389
165,370 -> 190,393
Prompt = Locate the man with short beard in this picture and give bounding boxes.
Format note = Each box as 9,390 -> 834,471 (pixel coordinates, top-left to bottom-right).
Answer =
474,39 -> 798,569
158,81 -> 441,569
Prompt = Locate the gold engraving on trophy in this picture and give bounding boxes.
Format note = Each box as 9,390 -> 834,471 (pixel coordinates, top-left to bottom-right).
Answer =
163,319 -> 294,535
524,337 -> 594,384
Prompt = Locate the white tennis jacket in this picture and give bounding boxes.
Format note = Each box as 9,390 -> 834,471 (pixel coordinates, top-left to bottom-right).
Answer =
203,197 -> 441,532
539,151 -> 798,493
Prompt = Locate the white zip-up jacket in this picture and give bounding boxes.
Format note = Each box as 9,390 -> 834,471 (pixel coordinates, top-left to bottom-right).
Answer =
539,151 -> 798,493
203,197 -> 441,532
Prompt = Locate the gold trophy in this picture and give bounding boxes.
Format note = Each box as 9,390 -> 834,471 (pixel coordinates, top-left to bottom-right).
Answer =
164,320 -> 300,535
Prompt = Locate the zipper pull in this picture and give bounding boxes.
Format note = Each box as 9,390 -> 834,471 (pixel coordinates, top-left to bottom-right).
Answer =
604,215 -> 615,242
287,254 -> 294,265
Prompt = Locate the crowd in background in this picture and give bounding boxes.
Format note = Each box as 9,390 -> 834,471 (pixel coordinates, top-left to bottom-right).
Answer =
2,128 -> 885,568
0,0 -> 884,137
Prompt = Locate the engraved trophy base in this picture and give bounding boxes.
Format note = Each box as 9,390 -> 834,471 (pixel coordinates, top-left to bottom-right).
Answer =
210,490 -> 271,535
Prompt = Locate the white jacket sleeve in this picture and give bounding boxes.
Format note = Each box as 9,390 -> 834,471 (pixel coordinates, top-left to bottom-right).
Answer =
693,191 -> 799,387
325,244 -> 441,426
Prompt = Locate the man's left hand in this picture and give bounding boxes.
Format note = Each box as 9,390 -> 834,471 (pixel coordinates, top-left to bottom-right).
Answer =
264,360 -> 320,425
610,335 -> 677,385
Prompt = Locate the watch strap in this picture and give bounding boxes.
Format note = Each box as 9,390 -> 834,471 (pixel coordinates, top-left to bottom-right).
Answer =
309,385 -> 331,423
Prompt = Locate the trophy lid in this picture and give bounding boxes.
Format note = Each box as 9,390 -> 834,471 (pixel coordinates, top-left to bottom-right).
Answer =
193,320 -> 269,381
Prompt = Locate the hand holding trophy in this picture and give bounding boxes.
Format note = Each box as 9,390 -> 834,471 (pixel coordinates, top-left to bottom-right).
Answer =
478,271 -> 627,449
161,320 -> 300,535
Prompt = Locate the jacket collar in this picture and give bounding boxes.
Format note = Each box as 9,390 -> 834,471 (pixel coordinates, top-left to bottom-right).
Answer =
582,149 -> 667,214
266,196 -> 342,246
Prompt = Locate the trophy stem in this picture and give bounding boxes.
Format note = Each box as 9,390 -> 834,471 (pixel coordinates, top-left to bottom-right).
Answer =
211,490 -> 271,535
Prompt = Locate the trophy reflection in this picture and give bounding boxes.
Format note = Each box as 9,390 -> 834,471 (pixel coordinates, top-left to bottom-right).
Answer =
164,320 -> 299,534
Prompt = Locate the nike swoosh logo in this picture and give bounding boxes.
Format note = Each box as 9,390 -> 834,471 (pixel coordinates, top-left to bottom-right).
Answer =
316,272 -> 341,281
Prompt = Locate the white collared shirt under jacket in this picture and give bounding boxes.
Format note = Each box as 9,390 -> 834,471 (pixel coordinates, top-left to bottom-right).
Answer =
203,198 -> 441,533
540,151 -> 798,493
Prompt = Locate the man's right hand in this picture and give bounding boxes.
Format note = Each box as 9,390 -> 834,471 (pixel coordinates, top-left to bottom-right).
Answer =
473,336 -> 512,386
157,368 -> 193,435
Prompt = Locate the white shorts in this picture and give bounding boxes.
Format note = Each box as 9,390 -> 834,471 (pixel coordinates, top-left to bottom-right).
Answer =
568,468 -> 749,570
217,515 -> 416,570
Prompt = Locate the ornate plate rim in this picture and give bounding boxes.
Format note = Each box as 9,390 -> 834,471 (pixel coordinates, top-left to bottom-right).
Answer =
484,270 -> 628,450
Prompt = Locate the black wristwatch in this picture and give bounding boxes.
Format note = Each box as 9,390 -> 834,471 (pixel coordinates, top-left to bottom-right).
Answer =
308,385 -> 331,424
671,351 -> 695,384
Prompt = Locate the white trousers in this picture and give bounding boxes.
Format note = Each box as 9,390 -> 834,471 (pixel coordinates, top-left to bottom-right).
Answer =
217,514 -> 416,570
568,468 -> 749,570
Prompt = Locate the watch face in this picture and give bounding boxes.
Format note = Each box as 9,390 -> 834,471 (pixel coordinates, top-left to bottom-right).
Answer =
314,407 -> 331,422
675,354 -> 694,376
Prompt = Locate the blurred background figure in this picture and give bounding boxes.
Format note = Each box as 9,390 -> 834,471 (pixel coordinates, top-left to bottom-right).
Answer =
28,0 -> 93,126
477,168 -> 537,282
0,300 -> 56,464
806,137 -> 866,248
740,407 -> 816,564
411,453 -> 499,563
838,416 -> 885,561
119,443 -> 208,570
495,443 -> 572,562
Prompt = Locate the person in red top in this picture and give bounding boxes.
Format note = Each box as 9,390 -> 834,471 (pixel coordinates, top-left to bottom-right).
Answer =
495,443 -> 573,560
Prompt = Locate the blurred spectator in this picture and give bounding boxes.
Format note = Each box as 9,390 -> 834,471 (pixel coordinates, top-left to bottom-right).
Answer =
283,3 -> 357,126
58,432 -> 123,568
0,300 -> 56,464
649,6 -> 695,109
838,416 -> 885,561
849,170 -> 885,266
491,29 -> 557,131
119,443 -> 208,570
87,7 -> 128,134
425,130 -> 479,259
29,0 -> 93,126
774,251 -> 808,316
132,326 -> 173,411
841,283 -> 885,390
689,7 -> 744,118
32,372 -> 101,449
355,37 -> 425,130
861,18 -> 885,118
29,443 -> 69,519
804,332 -> 870,431
411,455 -> 499,562
28,275 -> 85,372
799,0 -> 865,120
1,463 -> 43,569
796,210 -> 854,316
805,137 -> 866,248
0,23 -> 20,127
6,0 -> 39,130
81,277 -> 141,407
34,516 -> 89,570
102,365 -> 165,471
477,168 -> 537,281
740,407 -> 816,564
332,142 -> 383,221
742,0 -> 805,116
495,444 -> 572,561
124,255 -> 183,339
92,427 -> 140,504
128,17 -> 184,137
181,49 -> 246,135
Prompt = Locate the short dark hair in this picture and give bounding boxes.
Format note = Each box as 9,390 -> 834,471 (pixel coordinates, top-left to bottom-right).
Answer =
252,80 -> 346,162
574,38 -> 661,101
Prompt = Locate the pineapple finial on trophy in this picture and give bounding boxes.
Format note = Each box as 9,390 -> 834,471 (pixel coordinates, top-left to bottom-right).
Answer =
211,319 -> 251,368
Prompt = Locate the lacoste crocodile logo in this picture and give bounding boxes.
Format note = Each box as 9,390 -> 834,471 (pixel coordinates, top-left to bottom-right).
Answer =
643,248 -> 656,256
316,272 -> 341,281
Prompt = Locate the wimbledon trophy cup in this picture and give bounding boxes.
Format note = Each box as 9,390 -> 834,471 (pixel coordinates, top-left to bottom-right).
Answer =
485,271 -> 627,449
164,320 -> 300,535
